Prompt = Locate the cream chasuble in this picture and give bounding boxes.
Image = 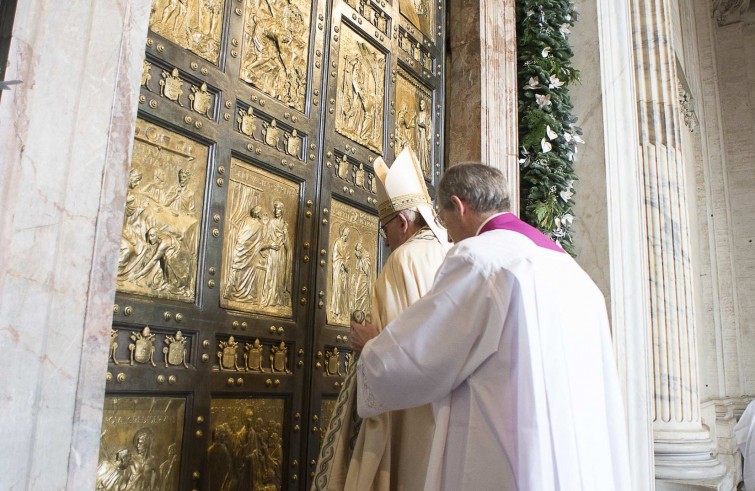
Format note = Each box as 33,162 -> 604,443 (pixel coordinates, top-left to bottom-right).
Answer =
313,227 -> 447,491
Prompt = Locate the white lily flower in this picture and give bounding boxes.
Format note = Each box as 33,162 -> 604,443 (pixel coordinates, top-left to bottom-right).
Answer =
562,213 -> 574,226
541,138 -> 552,153
566,151 -> 574,161
572,134 -> 585,144
560,189 -> 574,202
541,47 -> 551,57
546,125 -> 558,140
524,76 -> 540,89
560,24 -> 571,36
548,75 -> 564,89
535,94 -> 551,108
564,132 -> 573,142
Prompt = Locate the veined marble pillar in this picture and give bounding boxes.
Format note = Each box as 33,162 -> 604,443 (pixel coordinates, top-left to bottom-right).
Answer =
445,0 -> 518,213
629,0 -> 726,482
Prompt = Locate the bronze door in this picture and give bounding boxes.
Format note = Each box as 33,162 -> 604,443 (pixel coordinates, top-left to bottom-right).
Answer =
98,0 -> 444,489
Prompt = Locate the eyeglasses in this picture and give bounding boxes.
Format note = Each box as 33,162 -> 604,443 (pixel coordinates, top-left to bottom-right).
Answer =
378,214 -> 400,239
434,209 -> 445,228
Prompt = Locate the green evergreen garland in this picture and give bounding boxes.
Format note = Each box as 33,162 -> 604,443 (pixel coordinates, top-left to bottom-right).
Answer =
516,0 -> 582,255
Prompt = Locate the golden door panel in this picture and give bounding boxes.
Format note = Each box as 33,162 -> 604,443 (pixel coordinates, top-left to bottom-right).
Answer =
240,0 -> 312,112
220,159 -> 299,318
149,0 -> 224,64
208,397 -> 286,491
399,0 -> 434,40
96,396 -> 186,491
326,200 -> 378,327
116,119 -> 207,303
334,23 -> 386,154
395,71 -> 433,179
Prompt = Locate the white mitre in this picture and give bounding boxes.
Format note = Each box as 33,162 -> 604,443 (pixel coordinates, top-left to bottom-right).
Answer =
374,147 -> 450,249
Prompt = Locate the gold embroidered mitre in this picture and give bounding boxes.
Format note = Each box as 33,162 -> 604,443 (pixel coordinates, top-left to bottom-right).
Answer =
375,147 -> 431,220
375,147 -> 449,247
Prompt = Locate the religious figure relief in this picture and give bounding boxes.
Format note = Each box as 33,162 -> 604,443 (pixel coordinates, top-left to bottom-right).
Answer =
369,172 -> 378,194
218,336 -> 242,371
220,159 -> 299,318
335,25 -> 386,153
261,201 -> 292,308
329,225 -> 351,323
399,0 -> 434,39
270,341 -> 291,374
130,226 -> 194,298
240,0 -> 312,112
324,346 -> 342,376
352,240 -> 372,314
160,68 -> 184,105
163,331 -> 189,368
189,82 -> 213,117
237,106 -> 260,139
141,60 -> 153,91
144,168 -> 169,205
117,119 -> 206,303
244,339 -> 266,372
414,99 -> 432,177
129,326 -> 157,367
110,329 -> 121,365
208,399 -> 284,491
344,352 -> 353,373
326,201 -> 378,327
97,397 -> 185,491
395,73 -> 434,178
149,0 -> 224,64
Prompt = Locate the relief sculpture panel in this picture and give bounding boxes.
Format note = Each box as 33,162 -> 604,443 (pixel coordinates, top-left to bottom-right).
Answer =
334,25 -> 386,153
399,0 -> 434,40
209,398 -> 285,491
117,119 -> 207,303
241,0 -> 312,112
149,0 -> 224,64
220,159 -> 299,318
326,201 -> 378,327
96,397 -> 186,491
395,72 -> 433,179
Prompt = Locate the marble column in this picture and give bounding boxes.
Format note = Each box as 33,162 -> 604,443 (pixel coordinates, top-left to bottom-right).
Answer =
629,0 -> 726,482
0,0 -> 151,489
445,0 -> 518,214
594,0 -> 655,487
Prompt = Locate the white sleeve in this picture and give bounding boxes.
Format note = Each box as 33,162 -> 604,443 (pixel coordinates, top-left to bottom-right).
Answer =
356,251 -> 511,418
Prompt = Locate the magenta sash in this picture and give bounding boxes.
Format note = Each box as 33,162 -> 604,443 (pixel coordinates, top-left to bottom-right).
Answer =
478,213 -> 565,253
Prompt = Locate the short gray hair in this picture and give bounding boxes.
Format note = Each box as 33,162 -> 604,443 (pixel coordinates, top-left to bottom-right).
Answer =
437,163 -> 510,213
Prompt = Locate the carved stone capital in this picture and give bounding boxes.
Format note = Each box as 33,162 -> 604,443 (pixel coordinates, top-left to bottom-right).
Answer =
713,0 -> 750,26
